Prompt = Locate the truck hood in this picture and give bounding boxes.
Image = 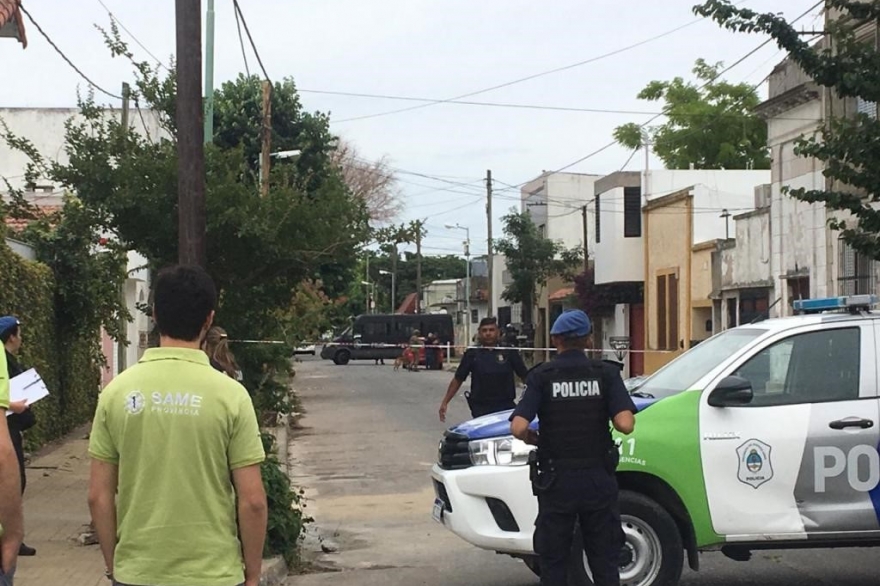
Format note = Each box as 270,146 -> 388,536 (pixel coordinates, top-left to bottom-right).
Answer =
449,395 -> 660,440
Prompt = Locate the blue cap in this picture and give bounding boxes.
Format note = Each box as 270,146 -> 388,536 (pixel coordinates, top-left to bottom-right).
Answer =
550,309 -> 592,338
0,316 -> 20,337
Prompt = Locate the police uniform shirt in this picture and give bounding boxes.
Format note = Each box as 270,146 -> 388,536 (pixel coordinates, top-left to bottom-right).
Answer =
455,346 -> 529,406
512,350 -> 636,432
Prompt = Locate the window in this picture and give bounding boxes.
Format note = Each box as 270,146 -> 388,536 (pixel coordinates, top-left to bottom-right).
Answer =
738,290 -> 770,325
733,328 -> 861,406
857,97 -> 877,119
595,194 -> 601,243
358,320 -> 390,337
623,186 -> 642,238
637,328 -> 765,400
838,237 -> 873,296
656,272 -> 680,350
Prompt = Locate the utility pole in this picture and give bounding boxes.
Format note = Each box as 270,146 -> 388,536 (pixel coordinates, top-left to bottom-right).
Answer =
176,0 -> 206,266
464,237 -> 471,345
582,203 -> 589,274
415,221 -> 423,314
204,0 -> 215,143
260,80 -> 272,198
391,244 -> 398,313
365,254 -> 372,314
486,169 -> 494,317
117,82 -> 131,376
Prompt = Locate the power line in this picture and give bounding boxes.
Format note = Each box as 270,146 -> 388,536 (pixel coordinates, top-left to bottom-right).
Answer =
19,4 -> 122,100
333,14 -> 712,124
96,0 -> 167,69
232,0 -> 271,83
233,0 -> 252,77
302,87 -> 823,122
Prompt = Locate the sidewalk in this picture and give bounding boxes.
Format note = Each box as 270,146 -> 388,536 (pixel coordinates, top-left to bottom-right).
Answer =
13,425 -> 104,586
11,425 -> 288,586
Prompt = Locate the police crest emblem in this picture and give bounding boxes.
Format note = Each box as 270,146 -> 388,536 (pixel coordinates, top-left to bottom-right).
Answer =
736,438 -> 773,489
496,352 -> 506,363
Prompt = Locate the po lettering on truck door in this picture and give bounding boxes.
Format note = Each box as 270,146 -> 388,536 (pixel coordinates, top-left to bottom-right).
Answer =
814,446 -> 880,493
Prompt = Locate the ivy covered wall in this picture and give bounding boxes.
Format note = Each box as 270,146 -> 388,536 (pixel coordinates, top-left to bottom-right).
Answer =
0,240 -> 102,448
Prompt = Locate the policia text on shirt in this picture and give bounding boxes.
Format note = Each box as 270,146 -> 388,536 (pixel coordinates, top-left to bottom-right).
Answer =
439,317 -> 529,422
511,310 -> 636,586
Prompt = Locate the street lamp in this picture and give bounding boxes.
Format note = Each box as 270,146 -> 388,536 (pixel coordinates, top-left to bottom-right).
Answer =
379,270 -> 396,314
445,223 -> 471,345
258,149 -> 302,189
361,280 -> 376,314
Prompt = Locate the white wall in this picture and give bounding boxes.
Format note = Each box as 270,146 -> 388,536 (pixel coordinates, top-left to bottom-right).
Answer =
733,210 -> 772,287
521,172 -> 599,253
764,96 -> 829,315
594,169 -> 770,286
644,169 -> 770,202
545,173 -> 600,252
770,169 -> 829,314
0,108 -> 166,191
690,184 -> 759,244
594,185 -> 644,284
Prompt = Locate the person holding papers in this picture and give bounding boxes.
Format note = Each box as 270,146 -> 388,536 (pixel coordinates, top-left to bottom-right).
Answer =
0,317 -> 35,557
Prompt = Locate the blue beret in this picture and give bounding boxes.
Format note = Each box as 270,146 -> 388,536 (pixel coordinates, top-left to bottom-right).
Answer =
0,316 -> 20,337
550,310 -> 592,338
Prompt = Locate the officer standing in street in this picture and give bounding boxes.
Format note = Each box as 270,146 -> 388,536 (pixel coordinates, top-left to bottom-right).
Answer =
439,317 -> 529,422
510,309 -> 636,586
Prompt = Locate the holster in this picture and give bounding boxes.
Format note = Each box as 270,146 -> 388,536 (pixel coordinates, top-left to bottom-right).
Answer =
604,445 -> 620,475
528,451 -> 556,495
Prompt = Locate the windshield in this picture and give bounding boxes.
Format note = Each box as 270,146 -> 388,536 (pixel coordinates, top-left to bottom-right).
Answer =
633,328 -> 767,400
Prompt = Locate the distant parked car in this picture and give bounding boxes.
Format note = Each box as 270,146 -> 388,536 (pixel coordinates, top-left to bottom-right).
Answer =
294,344 -> 316,356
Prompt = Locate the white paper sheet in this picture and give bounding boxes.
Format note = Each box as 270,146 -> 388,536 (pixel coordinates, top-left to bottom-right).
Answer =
5,369 -> 49,416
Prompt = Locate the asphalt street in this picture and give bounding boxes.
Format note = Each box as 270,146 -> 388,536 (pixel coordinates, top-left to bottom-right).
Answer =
284,353 -> 880,586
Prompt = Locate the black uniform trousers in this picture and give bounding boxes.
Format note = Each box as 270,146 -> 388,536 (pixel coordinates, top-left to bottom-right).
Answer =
534,466 -> 623,586
7,410 -> 34,493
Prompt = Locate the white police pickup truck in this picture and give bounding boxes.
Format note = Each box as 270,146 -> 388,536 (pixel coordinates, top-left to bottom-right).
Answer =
431,295 -> 880,586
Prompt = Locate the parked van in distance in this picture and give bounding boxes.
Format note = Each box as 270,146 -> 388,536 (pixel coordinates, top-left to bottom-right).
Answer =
320,313 -> 455,365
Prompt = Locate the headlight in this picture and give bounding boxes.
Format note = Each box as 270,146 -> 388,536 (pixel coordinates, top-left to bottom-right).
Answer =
468,435 -> 535,466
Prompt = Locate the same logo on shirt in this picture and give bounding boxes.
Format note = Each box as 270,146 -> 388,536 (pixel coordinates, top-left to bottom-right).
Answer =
125,391 -> 146,415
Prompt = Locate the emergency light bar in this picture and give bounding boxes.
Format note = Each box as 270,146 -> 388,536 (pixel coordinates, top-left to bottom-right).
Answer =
792,295 -> 879,314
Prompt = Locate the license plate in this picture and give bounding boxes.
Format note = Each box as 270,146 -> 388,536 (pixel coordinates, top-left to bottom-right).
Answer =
432,498 -> 445,524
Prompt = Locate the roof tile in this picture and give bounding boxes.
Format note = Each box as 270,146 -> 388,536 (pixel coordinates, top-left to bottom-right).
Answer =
0,0 -> 27,49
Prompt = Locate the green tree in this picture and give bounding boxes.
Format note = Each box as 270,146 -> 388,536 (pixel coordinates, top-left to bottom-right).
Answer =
2,23 -> 370,397
614,58 -> 770,170
695,0 -> 880,259
494,211 -> 582,325
374,221 -> 425,308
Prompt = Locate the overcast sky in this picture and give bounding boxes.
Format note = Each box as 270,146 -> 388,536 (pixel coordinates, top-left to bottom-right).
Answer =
2,0 -> 821,259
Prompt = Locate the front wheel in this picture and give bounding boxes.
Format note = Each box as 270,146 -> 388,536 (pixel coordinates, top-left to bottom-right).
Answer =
333,350 -> 351,365
568,490 -> 683,586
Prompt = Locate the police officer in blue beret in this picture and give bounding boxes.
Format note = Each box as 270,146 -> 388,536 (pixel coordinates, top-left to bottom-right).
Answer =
510,309 -> 635,586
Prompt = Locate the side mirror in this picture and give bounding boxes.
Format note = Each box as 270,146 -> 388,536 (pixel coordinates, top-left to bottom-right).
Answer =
707,376 -> 753,407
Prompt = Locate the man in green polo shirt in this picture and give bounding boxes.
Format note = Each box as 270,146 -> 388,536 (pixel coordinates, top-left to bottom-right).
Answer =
88,265 -> 267,586
0,346 -> 23,585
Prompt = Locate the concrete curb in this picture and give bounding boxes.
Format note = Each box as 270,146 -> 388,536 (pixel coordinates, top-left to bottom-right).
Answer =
260,556 -> 289,586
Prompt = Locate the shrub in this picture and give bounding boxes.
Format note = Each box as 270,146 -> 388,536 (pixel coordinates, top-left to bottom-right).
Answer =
260,432 -> 311,565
